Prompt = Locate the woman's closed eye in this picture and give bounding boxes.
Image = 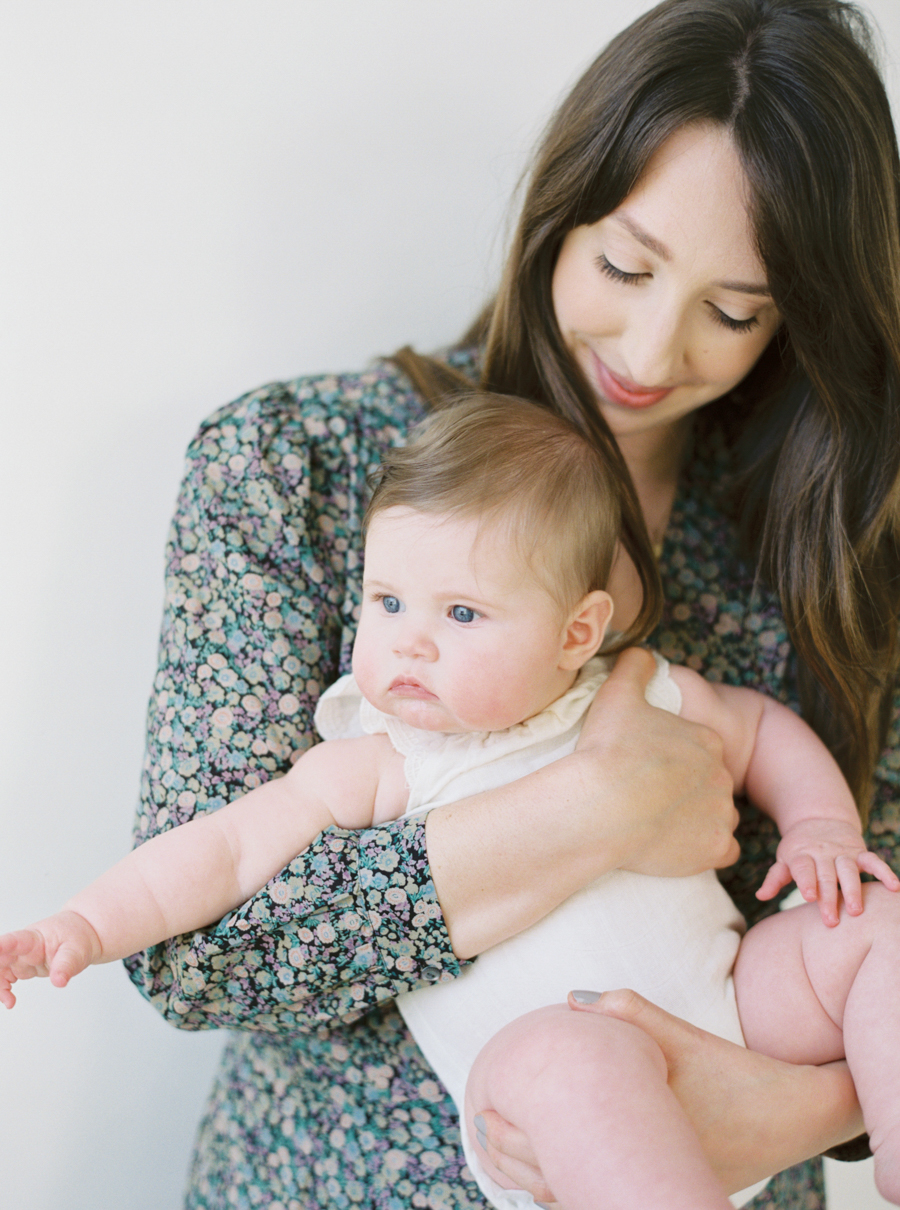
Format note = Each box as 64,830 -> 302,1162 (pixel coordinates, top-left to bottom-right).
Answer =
597,253 -> 762,334
709,307 -> 760,334
597,253 -> 645,285
450,604 -> 479,624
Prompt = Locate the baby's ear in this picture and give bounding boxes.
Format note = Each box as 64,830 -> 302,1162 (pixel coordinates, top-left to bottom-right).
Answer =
559,591 -> 614,669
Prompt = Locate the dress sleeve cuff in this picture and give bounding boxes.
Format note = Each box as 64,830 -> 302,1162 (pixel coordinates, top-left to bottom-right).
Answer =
125,815 -> 467,1032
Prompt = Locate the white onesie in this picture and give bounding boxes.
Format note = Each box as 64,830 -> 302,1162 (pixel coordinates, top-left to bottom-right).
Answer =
314,653 -> 769,1209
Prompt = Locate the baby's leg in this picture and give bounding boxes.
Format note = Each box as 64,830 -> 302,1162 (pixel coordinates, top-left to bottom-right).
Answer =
464,1003 -> 732,1210
734,884 -> 900,1203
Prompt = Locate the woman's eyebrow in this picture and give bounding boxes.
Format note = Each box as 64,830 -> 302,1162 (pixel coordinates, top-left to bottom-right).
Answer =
716,278 -> 772,297
612,213 -> 772,297
613,213 -> 672,260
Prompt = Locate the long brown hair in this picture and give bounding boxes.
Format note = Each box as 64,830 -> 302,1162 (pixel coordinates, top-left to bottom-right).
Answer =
396,0 -> 900,817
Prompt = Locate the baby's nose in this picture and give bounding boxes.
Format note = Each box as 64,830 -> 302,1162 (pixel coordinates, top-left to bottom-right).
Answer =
393,625 -> 438,661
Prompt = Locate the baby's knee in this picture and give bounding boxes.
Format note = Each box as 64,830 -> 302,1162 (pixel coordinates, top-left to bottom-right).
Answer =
468,1002 -> 667,1113
533,1004 -> 666,1076
464,1004 -> 671,1180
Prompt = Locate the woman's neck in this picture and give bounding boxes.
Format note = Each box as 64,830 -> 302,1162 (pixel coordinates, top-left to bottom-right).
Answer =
606,418 -> 692,633
617,418 -> 692,551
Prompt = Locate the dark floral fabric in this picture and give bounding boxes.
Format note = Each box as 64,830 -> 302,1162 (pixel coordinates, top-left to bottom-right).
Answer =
125,348 -> 899,1207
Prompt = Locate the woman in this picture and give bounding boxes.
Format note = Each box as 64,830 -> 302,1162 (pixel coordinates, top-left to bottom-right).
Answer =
126,1 -> 900,1206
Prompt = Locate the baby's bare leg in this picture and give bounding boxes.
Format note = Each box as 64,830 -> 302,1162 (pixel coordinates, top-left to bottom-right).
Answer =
734,884 -> 900,1204
464,1004 -> 731,1210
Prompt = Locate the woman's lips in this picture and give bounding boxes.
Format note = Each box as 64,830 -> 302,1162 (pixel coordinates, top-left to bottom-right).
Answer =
591,352 -> 674,409
389,677 -> 438,700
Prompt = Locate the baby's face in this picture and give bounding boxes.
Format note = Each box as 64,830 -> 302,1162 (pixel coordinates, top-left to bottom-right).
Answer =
352,507 -> 579,732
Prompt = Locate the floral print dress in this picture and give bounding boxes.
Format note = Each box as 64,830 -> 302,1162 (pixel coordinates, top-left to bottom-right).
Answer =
125,348 -> 900,1208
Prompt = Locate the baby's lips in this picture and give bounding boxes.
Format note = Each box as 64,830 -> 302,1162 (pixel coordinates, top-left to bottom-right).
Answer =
388,677 -> 438,700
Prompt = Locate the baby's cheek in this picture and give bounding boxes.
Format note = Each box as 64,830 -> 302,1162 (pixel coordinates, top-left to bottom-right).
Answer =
451,659 -> 530,731
350,635 -> 380,700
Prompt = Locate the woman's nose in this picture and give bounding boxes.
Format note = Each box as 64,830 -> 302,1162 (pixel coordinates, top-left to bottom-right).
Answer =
618,296 -> 687,387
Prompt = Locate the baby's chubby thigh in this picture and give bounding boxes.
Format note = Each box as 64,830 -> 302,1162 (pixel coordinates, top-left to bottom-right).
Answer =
463,1002 -> 668,1191
732,884 -> 898,1067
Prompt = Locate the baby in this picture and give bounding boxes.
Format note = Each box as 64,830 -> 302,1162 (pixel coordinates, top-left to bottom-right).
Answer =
2,395 -> 899,1210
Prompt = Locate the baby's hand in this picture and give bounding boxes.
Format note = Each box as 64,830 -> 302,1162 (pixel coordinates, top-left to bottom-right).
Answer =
756,818 -> 900,927
0,911 -> 102,1008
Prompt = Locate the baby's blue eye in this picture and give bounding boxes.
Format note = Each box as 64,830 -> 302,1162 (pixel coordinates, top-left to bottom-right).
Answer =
382,595 -> 403,614
450,605 -> 476,624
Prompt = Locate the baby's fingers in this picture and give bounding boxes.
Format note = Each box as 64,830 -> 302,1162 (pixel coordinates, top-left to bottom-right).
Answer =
857,851 -> 900,893
0,971 -> 18,1010
755,861 -> 792,902
785,855 -> 820,906
835,856 -> 864,918
48,942 -> 90,988
810,861 -> 840,927
0,929 -> 49,977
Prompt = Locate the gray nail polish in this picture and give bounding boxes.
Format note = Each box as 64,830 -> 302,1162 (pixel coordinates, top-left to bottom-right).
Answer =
535,1203 -> 552,1209
476,1129 -> 488,1151
571,989 -> 601,1004
473,1113 -> 486,1133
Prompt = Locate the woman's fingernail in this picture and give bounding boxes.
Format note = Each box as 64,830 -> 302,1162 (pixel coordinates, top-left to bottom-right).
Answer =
535,1203 -> 552,1209
571,989 -> 601,1004
476,1129 -> 488,1151
473,1114 -> 486,1133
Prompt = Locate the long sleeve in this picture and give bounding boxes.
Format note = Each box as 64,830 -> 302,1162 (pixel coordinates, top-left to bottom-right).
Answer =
125,363 -> 470,1032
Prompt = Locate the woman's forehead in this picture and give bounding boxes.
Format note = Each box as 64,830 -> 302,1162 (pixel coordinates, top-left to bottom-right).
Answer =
615,123 -> 765,283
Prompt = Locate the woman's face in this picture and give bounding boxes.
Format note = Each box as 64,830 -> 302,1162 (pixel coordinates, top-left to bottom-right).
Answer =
552,123 -> 782,452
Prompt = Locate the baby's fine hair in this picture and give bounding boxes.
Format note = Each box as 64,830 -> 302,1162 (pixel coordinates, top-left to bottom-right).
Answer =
365,392 -> 622,613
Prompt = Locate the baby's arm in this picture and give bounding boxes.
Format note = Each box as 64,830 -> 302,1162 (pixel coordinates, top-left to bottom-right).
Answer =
0,733 -> 407,1007
669,666 -> 899,925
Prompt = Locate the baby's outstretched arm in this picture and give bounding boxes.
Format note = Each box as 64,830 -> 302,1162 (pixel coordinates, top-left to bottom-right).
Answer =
669,666 -> 899,927
0,733 -> 406,1007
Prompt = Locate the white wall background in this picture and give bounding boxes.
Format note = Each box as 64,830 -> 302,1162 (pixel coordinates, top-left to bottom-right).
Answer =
1,3 -> 898,1207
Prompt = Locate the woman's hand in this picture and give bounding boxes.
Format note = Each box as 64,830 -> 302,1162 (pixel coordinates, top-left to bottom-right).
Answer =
574,647 -> 740,876
428,647 -> 740,959
475,989 -> 865,1202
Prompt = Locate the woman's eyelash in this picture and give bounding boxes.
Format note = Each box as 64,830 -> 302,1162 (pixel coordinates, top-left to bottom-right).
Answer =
596,254 -> 644,284
598,254 -> 762,334
711,308 -> 760,334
